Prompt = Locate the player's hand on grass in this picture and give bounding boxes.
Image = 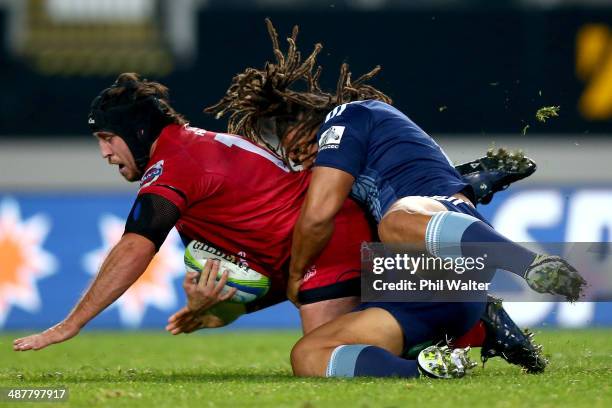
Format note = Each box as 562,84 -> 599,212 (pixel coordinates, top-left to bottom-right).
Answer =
184,260 -> 237,313
13,320 -> 80,351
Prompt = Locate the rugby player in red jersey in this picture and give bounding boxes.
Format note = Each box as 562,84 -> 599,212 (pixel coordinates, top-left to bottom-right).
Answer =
12,73 -> 372,350
197,20 -> 550,376
13,73 -> 543,377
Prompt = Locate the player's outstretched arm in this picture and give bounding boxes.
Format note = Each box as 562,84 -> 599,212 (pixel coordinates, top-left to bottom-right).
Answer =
288,166 -> 354,306
13,233 -> 156,351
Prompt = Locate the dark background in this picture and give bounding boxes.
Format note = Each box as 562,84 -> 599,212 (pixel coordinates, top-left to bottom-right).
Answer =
1,8 -> 610,137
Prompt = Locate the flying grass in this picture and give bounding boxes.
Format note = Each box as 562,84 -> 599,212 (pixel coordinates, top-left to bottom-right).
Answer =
536,106 -> 560,123
522,124 -> 530,135
1,329 -> 610,407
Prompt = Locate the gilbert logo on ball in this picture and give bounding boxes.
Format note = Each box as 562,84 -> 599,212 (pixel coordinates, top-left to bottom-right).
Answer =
184,240 -> 270,303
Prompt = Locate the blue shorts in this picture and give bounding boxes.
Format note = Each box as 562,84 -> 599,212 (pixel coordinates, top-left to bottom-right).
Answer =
354,301 -> 485,353
357,195 -> 488,352
429,195 -> 491,225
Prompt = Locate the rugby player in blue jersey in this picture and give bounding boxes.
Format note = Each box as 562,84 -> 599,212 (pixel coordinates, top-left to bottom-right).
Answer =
204,20 -> 586,379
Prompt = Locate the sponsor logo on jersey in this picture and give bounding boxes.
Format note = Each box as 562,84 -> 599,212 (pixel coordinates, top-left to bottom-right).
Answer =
139,160 -> 164,188
0,198 -> 57,328
237,251 -> 250,269
303,265 -> 317,282
319,126 -> 345,150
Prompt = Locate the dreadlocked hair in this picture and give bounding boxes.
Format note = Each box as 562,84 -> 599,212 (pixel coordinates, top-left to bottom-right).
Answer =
102,72 -> 187,126
205,19 -> 392,166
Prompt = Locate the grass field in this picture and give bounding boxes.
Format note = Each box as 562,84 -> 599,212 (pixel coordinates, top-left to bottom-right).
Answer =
1,329 -> 611,408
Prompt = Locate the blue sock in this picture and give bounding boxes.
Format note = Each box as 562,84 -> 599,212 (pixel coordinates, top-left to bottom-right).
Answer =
326,345 -> 420,378
425,211 -> 536,277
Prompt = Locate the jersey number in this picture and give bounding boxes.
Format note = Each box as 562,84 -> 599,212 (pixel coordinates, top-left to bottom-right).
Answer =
213,133 -> 289,172
325,104 -> 349,122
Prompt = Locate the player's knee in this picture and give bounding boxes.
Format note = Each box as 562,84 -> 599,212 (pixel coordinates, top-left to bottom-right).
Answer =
290,337 -> 330,377
290,338 -> 315,376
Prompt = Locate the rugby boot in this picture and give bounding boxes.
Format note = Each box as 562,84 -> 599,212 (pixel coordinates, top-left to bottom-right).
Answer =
456,148 -> 537,205
417,345 -> 477,379
480,296 -> 548,373
525,255 -> 587,302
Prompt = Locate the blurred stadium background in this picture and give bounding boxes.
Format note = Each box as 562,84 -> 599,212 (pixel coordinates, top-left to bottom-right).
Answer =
1,0 -> 611,331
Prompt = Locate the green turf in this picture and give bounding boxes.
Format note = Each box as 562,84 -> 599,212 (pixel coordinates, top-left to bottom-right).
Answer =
1,329 -> 610,408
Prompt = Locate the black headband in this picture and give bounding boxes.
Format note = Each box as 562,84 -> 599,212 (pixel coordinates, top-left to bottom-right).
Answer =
88,87 -> 172,173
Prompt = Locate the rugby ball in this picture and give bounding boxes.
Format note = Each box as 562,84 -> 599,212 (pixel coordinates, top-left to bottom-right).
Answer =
184,240 -> 270,303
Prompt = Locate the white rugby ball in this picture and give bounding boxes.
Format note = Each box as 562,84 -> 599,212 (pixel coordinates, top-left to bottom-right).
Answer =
184,240 -> 270,303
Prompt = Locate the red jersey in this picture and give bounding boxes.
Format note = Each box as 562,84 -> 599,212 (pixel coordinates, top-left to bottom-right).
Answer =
138,124 -> 311,275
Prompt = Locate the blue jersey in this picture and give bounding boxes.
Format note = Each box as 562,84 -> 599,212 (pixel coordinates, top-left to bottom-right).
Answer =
313,100 -> 469,221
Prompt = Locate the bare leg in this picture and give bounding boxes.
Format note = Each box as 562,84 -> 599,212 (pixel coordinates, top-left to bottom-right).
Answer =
291,307 -> 404,377
377,195 -> 467,244
374,194 -> 585,300
300,296 -> 359,334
